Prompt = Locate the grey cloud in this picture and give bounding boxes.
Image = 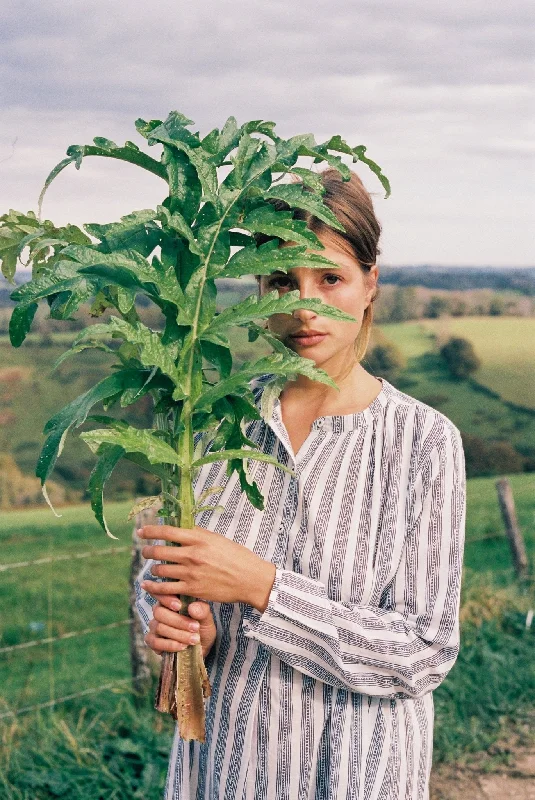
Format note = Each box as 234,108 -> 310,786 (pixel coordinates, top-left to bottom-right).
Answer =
1,0 -> 533,119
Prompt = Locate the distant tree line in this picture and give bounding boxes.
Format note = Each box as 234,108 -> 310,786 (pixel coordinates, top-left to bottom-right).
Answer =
379,266 -> 535,295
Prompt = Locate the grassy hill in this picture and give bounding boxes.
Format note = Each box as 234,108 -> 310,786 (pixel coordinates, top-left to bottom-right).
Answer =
373,320 -> 535,468
420,316 -> 535,411
0,315 -> 533,508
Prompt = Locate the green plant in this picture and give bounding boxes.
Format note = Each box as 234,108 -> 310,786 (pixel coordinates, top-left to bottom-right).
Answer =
0,110 -> 390,740
440,336 -> 481,380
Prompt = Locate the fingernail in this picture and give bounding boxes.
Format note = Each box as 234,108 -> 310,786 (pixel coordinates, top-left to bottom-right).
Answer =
136,529 -> 143,537
171,600 -> 181,611
190,634 -> 200,645
189,622 -> 200,632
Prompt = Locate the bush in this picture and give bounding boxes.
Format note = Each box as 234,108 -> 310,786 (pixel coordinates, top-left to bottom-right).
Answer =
440,336 -> 481,380
364,342 -> 406,383
425,295 -> 450,318
461,433 -> 526,477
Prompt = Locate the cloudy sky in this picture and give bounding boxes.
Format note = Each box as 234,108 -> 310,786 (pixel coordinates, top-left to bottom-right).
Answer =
1,0 -> 533,266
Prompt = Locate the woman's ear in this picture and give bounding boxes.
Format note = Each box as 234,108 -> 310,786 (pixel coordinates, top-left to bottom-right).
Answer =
365,265 -> 379,306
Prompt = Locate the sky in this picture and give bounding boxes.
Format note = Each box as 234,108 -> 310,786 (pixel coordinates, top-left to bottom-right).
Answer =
1,0 -> 533,267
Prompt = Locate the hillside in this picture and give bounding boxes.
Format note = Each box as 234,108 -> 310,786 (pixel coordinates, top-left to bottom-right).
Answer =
420,317 -> 535,411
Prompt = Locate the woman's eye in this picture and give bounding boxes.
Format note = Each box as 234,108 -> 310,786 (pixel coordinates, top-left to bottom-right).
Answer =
324,274 -> 341,285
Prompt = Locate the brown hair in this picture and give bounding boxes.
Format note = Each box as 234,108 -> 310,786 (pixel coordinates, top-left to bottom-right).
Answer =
255,168 -> 381,361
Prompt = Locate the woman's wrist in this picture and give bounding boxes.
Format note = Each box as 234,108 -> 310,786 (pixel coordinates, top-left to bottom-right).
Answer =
243,559 -> 276,613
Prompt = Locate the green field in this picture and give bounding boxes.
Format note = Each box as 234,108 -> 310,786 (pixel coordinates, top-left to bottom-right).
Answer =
375,321 -> 535,459
1,473 -> 533,712
421,316 -> 535,411
0,475 -> 534,794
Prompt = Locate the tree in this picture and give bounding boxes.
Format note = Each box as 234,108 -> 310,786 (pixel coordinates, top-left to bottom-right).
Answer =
364,342 -> 405,383
389,286 -> 417,322
439,337 -> 481,380
425,295 -> 450,318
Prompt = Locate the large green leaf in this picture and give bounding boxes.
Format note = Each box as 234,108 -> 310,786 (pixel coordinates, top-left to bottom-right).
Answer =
219,240 -> 339,279
146,113 -> 219,205
81,426 -> 182,467
10,261 -> 81,303
193,448 -> 293,473
194,351 -> 337,412
37,369 -> 146,485
205,289 -> 355,333
88,444 -> 126,538
84,209 -> 162,256
9,303 -> 38,347
262,184 -> 345,231
38,142 -> 167,216
240,206 -> 323,248
104,317 -> 181,386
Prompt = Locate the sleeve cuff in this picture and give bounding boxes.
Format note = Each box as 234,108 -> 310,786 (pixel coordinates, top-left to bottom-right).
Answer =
242,568 -> 338,640
242,567 -> 283,631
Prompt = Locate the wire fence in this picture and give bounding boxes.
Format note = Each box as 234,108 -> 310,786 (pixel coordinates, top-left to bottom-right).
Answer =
1,484 -> 532,720
0,509 -> 154,720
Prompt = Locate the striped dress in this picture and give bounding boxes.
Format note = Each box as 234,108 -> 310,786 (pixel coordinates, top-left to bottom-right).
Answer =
135,376 -> 466,800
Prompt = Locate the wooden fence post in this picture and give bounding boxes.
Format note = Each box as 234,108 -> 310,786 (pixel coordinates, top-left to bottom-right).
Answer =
129,505 -> 156,704
495,478 -> 529,579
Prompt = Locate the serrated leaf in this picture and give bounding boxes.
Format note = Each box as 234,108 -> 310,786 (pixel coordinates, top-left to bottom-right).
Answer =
352,145 -> 392,198
205,289 -> 355,333
259,376 -> 287,423
193,448 -> 293,473
200,339 -> 232,379
158,205 -> 202,256
220,240 -> 338,279
104,317 -> 181,385
37,369 -> 146,486
81,427 -> 182,467
88,444 -> 125,538
240,206 -> 323,248
147,114 -> 219,204
52,339 -> 115,370
263,184 -> 345,231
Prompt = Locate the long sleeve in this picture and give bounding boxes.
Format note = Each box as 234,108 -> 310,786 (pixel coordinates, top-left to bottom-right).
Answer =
134,558 -> 158,636
242,421 -> 466,699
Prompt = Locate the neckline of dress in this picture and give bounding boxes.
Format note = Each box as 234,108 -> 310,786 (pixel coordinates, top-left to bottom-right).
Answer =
267,376 -> 392,433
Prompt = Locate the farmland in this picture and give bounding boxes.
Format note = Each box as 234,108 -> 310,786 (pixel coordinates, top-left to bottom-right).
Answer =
421,316 -> 535,411
1,471 -> 533,713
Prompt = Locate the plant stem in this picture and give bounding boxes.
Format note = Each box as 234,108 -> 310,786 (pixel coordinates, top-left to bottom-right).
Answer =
153,405 -> 211,740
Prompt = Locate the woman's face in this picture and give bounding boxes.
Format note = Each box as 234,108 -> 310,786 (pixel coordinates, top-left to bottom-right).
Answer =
259,232 -> 378,376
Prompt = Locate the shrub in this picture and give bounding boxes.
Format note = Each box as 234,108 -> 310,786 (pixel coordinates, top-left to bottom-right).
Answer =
364,342 -> 405,383
461,433 -> 525,477
440,336 -> 481,380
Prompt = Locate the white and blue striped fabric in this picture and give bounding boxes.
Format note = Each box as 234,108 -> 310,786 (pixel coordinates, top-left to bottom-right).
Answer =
135,376 -> 466,800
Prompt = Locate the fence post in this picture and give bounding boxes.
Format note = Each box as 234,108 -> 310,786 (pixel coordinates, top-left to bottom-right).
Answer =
495,478 -> 529,579
129,505 -> 156,703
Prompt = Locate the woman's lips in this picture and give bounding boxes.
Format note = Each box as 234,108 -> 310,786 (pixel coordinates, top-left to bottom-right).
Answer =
289,331 -> 328,347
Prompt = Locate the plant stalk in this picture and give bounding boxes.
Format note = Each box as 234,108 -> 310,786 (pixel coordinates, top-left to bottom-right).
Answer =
153,405 -> 211,740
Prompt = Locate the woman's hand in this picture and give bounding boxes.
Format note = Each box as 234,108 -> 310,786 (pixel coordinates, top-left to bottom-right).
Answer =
139,524 -> 276,612
145,595 -> 216,658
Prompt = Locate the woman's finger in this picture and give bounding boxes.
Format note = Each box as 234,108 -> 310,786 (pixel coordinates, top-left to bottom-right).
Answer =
187,601 -> 212,620
156,595 -> 183,612
153,620 -> 201,646
138,525 -> 197,545
145,631 -> 188,653
141,579 -> 189,596
153,604 -> 200,633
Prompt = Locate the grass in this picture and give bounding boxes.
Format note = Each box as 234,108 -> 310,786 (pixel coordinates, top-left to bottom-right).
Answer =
376,321 -> 535,453
421,316 -> 535,411
0,472 -> 533,793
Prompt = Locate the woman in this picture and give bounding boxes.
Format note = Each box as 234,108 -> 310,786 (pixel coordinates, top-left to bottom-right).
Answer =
135,168 -> 466,800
